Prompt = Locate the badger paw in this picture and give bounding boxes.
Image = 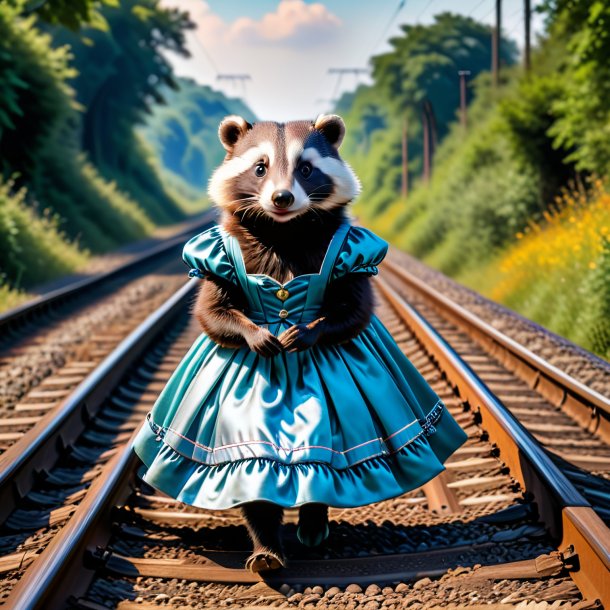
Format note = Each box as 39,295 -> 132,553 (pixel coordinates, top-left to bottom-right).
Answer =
245,548 -> 287,573
297,503 -> 330,547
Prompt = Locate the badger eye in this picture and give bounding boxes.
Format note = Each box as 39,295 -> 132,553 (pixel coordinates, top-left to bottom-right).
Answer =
254,163 -> 267,178
299,161 -> 313,178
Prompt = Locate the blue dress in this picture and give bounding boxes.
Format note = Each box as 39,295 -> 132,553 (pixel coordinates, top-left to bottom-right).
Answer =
133,222 -> 467,509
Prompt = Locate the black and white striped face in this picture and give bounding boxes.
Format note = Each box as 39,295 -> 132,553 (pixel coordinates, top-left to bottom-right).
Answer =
208,114 -> 360,223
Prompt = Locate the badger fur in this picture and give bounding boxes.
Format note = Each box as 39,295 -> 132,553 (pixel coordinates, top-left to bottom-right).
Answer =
196,114 -> 373,356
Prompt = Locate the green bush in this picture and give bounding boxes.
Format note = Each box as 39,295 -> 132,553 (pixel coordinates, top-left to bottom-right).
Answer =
0,177 -> 87,287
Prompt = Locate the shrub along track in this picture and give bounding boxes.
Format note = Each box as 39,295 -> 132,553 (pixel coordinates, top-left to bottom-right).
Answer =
0,251 -> 608,609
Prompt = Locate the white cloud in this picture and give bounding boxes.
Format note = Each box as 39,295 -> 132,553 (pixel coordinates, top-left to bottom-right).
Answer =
163,0 -> 341,48
228,1 -> 342,47
159,0 -> 351,121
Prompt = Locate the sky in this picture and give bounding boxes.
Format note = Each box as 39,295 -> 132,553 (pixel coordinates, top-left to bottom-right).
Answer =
160,0 -> 546,121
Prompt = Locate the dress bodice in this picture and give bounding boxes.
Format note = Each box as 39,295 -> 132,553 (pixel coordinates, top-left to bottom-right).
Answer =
183,222 -> 389,334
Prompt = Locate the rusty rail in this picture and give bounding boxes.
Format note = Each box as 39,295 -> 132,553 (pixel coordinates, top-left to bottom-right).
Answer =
4,261 -> 610,608
383,258 -> 610,442
0,280 -> 198,522
376,276 -> 610,605
0,210 -> 215,342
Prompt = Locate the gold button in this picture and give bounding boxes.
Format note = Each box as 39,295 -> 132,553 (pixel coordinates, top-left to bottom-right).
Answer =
276,287 -> 289,301
279,309 -> 289,319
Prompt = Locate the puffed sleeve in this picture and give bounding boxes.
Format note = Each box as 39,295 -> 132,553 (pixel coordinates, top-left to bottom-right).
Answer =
182,226 -> 237,284
331,226 -> 389,280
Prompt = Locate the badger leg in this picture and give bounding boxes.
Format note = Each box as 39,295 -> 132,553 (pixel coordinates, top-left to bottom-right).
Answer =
297,503 -> 329,547
241,501 -> 286,573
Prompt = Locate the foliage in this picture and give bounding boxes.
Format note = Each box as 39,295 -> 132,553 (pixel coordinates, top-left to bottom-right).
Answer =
545,1 -> 610,176
0,176 -> 87,288
31,145 -> 155,252
139,78 -> 255,192
8,0 -> 118,30
0,4 -> 75,177
0,2 -> 160,257
499,73 -> 574,205
371,13 -> 516,133
340,13 -> 517,219
484,181 -> 610,358
0,0 -> 197,300
368,85 -> 539,277
336,6 -> 610,357
53,0 -> 194,223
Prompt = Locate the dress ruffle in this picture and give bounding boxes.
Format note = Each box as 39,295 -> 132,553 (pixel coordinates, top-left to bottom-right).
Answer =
182,225 -> 238,285
331,226 -> 388,279
133,407 -> 460,509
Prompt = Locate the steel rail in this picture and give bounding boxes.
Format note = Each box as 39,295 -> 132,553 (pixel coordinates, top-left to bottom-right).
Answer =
0,210 -> 215,338
383,258 -> 610,441
0,279 -> 198,522
5,425 -> 142,609
376,276 -> 610,605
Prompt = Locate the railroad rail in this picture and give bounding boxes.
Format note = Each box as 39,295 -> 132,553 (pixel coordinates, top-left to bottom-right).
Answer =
0,239 -> 608,608
0,210 -> 216,344
382,258 -> 610,444
382,258 -> 610,523
0,211 -> 215,484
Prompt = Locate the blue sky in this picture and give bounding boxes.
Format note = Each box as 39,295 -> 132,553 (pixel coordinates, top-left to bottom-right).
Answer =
161,0 -> 545,121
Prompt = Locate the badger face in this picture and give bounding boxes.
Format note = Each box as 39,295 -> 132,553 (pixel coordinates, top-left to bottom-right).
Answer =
208,114 -> 361,223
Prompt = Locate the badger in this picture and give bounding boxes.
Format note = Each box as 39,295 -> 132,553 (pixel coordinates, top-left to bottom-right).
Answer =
196,114 -> 374,571
197,114 -> 373,356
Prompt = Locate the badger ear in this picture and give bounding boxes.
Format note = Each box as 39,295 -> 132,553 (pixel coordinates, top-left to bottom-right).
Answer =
313,114 -> 346,149
218,115 -> 252,152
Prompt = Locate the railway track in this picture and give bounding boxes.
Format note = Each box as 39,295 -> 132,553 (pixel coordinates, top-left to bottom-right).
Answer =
381,260 -> 610,521
0,211 -> 215,469
0,211 -> 215,346
0,236 -> 608,609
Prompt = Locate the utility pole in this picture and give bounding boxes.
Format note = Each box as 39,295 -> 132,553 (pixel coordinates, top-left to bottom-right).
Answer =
458,70 -> 471,130
401,117 -> 409,198
491,0 -> 502,87
423,100 -> 437,157
328,67 -> 369,100
217,74 -> 252,98
422,107 -> 430,185
327,68 -> 369,78
524,0 -> 531,73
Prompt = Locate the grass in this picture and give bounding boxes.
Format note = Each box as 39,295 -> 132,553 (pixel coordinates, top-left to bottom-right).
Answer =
0,283 -> 32,312
460,180 -> 610,359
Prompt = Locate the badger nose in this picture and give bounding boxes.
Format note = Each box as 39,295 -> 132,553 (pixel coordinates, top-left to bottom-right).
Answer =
272,189 -> 294,209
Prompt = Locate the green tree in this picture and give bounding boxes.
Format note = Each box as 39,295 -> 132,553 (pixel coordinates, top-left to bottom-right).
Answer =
53,0 -> 193,222
340,13 -> 517,219
140,78 -> 255,192
544,1 -> 610,175
0,3 -> 75,179
371,13 -> 516,140
26,0 -> 117,30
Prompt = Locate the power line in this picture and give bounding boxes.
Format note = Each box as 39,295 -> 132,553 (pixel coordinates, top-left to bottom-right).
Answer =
507,4 -> 523,19
468,0 -> 488,17
189,26 -> 254,103
190,31 -> 220,76
506,14 -> 525,38
481,4 -> 497,21
328,68 -> 369,101
416,0 -> 437,23
217,74 -> 252,98
370,0 -> 408,57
